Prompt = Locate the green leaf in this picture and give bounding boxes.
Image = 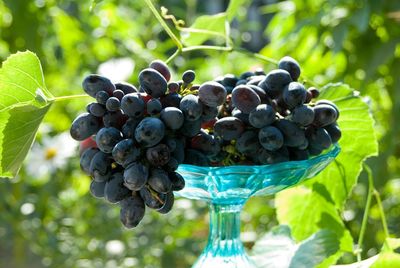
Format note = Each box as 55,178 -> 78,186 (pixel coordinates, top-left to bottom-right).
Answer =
0,51 -> 53,178
251,225 -> 339,268
310,83 -> 378,207
382,238 -> 400,252
226,0 -> 249,21
181,13 -> 227,47
371,252 -> 400,268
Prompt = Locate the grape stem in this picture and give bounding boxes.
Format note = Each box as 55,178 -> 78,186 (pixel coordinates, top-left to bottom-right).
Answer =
51,94 -> 90,102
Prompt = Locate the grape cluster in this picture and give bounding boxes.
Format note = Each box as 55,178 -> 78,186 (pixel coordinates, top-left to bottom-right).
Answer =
70,56 -> 341,228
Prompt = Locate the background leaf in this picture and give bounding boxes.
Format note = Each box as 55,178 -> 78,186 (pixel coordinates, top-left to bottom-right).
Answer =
0,51 -> 53,178
226,0 -> 249,21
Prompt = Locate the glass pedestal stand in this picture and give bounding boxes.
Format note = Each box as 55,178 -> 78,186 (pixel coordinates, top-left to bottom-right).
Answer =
176,145 -> 340,268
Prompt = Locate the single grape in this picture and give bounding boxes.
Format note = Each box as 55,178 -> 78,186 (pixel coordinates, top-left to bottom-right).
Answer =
168,82 -> 179,93
112,139 -> 140,167
254,68 -> 266,76
80,148 -> 99,174
313,104 -> 338,127
290,105 -> 315,126
121,118 -> 140,139
146,98 -> 162,115
89,151 -> 112,180
201,104 -> 219,122
231,85 -> 261,113
82,74 -> 115,97
120,194 -> 145,228
249,104 -> 276,128
315,100 -> 339,119
282,82 -> 307,109
160,107 -> 184,130
274,119 -> 306,147
182,70 -> 196,84
139,68 -> 167,98
231,108 -> 250,125
157,191 -> 174,214
146,144 -> 171,167
160,92 -> 181,108
248,85 -> 269,104
149,60 -> 171,82
278,56 -> 301,81
198,81 -> 227,107
324,123 -> 341,143
105,173 -> 131,203
307,127 -> 332,150
105,96 -> 121,111
115,82 -> 138,94
222,74 -> 238,87
180,94 -> 203,121
135,117 -> 165,147
308,87 -> 320,99
236,79 -> 247,86
258,69 -> 292,98
148,168 -> 172,193
236,130 -> 260,155
169,172 -> 185,191
214,117 -> 245,140
190,132 -> 221,156
180,118 -> 202,137
164,157 -> 179,172
123,162 -> 149,191
120,93 -> 145,118
95,90 -> 110,105
140,186 -> 164,209
70,113 -> 101,141
90,180 -> 106,198
258,126 -> 284,151
88,102 -> 106,117
95,127 -> 122,153
113,89 -> 125,101
103,110 -> 127,129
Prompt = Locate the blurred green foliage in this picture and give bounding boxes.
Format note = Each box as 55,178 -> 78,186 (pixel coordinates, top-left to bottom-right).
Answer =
0,0 -> 399,267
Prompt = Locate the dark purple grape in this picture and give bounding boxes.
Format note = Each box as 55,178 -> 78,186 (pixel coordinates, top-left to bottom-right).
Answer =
247,75 -> 265,86
258,146 -> 289,165
169,172 -> 185,191
258,69 -> 292,98
258,126 -> 284,151
278,56 -> 301,81
89,151 -> 112,182
88,102 -> 106,117
148,168 -> 172,193
180,118 -> 202,137
168,82 -> 179,93
289,148 -> 309,161
190,132 -> 221,156
275,119 -> 306,147
182,70 -> 196,84
254,68 -> 266,76
231,108 -> 250,125
135,117 -> 165,147
90,180 -> 106,198
80,148 -> 99,174
113,89 -> 125,101
164,138 -> 177,152
164,157 -> 179,172
105,96 -> 121,111
157,191 -> 174,214
82,74 -> 115,97
112,139 -> 140,167
198,81 -> 227,107
231,85 -> 261,113
103,110 -> 127,129
160,107 -> 184,130
249,104 -> 276,128
222,74 -> 238,87
305,91 -> 313,103
180,94 -> 203,121
160,92 -> 181,108
308,87 -> 320,99
146,144 -> 170,167
201,104 -> 219,122
313,104 -> 338,127
290,105 -> 314,126
123,162 -> 148,191
307,127 -> 332,150
96,90 -> 110,105
70,113 -> 101,141
95,127 -> 122,153
121,93 -> 145,118
315,100 -> 340,119
324,123 -> 341,143
139,68 -> 167,98
121,118 -> 140,139
282,82 -> 307,109
248,85 -> 269,104
236,131 -> 260,155
104,173 -> 131,203
214,117 -> 245,140
149,60 -> 171,82
120,195 -> 145,228
115,82 -> 138,94
140,186 -> 164,209
236,79 -> 247,86
146,98 -> 162,115
239,71 -> 255,80
184,149 -> 209,166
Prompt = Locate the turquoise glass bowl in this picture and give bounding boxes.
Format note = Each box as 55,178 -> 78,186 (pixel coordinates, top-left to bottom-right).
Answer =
176,144 -> 340,268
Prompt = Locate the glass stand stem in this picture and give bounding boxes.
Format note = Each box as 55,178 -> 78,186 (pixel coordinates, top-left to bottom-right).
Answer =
193,203 -> 256,268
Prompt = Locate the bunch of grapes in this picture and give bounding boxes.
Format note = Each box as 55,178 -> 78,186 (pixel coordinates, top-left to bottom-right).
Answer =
70,56 -> 341,228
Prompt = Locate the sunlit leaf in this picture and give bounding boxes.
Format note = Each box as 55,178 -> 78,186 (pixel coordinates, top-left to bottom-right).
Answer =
226,0 -> 249,21
0,51 -> 53,178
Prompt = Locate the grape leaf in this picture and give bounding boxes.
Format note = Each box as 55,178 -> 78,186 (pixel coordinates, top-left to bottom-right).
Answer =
181,13 -> 227,47
251,225 -> 339,268
371,252 -> 400,268
0,51 -> 53,178
310,83 -> 378,207
226,0 -> 249,21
